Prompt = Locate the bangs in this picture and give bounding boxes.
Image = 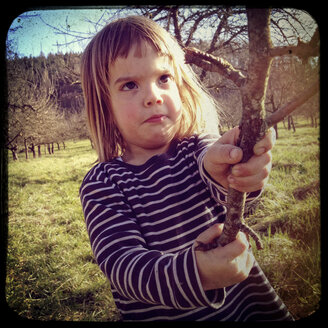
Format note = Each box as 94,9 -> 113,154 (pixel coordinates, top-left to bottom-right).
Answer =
108,16 -> 174,63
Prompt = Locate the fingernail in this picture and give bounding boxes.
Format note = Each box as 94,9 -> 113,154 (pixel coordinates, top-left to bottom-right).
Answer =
228,175 -> 235,183
256,147 -> 266,155
230,148 -> 239,160
232,167 -> 240,176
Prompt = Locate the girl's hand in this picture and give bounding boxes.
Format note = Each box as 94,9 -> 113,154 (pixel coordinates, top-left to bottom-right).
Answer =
203,127 -> 275,192
195,223 -> 254,290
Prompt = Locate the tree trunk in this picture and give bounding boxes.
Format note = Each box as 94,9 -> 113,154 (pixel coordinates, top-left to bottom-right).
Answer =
37,145 -> 42,157
24,139 -> 28,160
216,8 -> 273,249
274,123 -> 278,139
12,150 -> 18,161
10,145 -> 18,161
89,138 -> 94,149
288,115 -> 296,132
283,119 -> 286,129
29,143 -> 36,158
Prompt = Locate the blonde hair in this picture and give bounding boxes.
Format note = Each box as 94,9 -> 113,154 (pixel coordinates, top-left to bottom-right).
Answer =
81,15 -> 219,162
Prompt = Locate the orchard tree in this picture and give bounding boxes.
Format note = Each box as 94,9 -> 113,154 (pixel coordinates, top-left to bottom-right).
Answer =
7,58 -> 54,159
6,56 -> 64,159
184,8 -> 319,249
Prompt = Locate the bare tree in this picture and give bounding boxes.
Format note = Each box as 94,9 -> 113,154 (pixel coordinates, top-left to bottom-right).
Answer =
188,8 -> 319,250
6,57 -> 62,159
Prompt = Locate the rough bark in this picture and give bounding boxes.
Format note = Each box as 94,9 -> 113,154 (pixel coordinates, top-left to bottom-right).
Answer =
216,9 -> 272,250
185,47 -> 247,88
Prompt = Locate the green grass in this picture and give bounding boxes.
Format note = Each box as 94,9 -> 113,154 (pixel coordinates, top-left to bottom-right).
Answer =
6,140 -> 120,321
6,121 -> 320,321
249,121 -> 320,319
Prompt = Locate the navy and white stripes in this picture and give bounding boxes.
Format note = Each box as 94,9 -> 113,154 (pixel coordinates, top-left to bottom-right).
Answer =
80,134 -> 293,321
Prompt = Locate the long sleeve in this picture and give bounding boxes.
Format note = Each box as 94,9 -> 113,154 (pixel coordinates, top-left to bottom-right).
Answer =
80,175 -> 226,311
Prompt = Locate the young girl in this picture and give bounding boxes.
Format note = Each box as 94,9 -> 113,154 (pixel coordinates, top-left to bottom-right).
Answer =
79,15 -> 293,321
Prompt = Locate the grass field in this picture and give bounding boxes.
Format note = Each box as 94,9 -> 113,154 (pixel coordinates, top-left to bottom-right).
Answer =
5,121 -> 320,321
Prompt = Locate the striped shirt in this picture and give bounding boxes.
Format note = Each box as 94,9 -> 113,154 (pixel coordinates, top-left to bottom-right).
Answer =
80,134 -> 293,321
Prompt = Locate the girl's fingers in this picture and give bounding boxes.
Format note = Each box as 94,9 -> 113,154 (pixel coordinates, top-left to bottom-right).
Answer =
228,159 -> 271,192
231,151 -> 272,178
253,127 -> 276,156
228,166 -> 270,190
220,232 -> 249,262
195,223 -> 224,247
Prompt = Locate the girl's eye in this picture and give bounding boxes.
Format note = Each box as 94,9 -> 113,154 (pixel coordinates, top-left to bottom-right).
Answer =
159,74 -> 171,84
122,81 -> 137,91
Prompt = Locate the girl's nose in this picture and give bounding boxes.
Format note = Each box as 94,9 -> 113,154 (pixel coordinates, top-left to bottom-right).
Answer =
144,85 -> 163,107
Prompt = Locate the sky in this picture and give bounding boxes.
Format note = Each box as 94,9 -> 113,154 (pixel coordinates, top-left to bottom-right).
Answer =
7,9 -> 115,57
7,8 -> 318,58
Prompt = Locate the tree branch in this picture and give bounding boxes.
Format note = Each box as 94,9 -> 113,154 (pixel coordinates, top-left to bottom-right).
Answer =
5,131 -> 22,148
184,47 -> 247,87
207,9 -> 230,53
269,28 -> 319,61
265,81 -> 319,128
184,26 -> 319,89
171,7 -> 182,44
8,103 -> 36,112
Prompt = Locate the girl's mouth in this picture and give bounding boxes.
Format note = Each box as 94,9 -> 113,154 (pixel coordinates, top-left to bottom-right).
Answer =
144,115 -> 166,123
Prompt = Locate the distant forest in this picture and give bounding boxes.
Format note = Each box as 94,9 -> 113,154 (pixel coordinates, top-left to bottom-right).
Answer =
6,52 -> 88,160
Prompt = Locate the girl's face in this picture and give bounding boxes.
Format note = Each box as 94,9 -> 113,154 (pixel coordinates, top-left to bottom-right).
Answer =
109,42 -> 182,164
